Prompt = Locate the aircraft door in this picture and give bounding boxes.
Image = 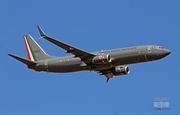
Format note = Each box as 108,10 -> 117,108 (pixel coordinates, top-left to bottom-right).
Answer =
147,46 -> 152,53
44,60 -> 48,69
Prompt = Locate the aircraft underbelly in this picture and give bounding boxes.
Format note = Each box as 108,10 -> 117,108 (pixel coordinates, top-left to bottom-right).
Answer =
48,63 -> 83,72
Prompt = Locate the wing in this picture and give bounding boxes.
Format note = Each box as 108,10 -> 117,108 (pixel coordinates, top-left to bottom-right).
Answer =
37,26 -> 95,63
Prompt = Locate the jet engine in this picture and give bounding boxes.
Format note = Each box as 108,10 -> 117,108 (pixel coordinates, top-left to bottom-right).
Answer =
113,66 -> 130,76
92,54 -> 111,64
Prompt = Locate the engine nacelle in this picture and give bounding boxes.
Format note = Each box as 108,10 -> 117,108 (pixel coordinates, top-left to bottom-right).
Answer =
113,66 -> 130,76
92,54 -> 111,64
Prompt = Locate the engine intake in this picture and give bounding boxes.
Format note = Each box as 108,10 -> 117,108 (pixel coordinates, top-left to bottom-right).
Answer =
92,54 -> 111,64
113,66 -> 130,76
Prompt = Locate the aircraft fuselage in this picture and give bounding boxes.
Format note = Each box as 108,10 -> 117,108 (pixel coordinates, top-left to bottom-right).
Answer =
30,45 -> 170,73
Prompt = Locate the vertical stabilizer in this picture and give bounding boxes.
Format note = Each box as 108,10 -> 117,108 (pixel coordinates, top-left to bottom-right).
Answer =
24,35 -> 53,61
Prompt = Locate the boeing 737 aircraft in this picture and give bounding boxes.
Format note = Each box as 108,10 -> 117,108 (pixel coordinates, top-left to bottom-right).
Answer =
8,26 -> 170,82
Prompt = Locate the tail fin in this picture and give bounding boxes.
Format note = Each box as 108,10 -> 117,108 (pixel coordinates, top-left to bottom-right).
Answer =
24,35 -> 53,61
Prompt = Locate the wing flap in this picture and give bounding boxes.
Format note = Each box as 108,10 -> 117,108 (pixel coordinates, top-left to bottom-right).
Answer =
98,70 -> 114,83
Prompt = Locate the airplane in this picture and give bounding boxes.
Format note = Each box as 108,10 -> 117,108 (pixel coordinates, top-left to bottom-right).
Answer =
8,26 -> 171,82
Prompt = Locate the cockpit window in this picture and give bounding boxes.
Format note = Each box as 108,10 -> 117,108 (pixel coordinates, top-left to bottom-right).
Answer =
157,46 -> 164,50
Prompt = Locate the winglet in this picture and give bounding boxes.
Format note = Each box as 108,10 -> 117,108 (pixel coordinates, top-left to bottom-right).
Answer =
37,26 -> 46,37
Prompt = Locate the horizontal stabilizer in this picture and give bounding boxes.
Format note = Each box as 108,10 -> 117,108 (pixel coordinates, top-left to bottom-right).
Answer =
8,54 -> 37,66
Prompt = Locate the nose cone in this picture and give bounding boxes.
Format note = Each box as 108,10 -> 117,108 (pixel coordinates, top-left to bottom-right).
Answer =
163,49 -> 171,57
